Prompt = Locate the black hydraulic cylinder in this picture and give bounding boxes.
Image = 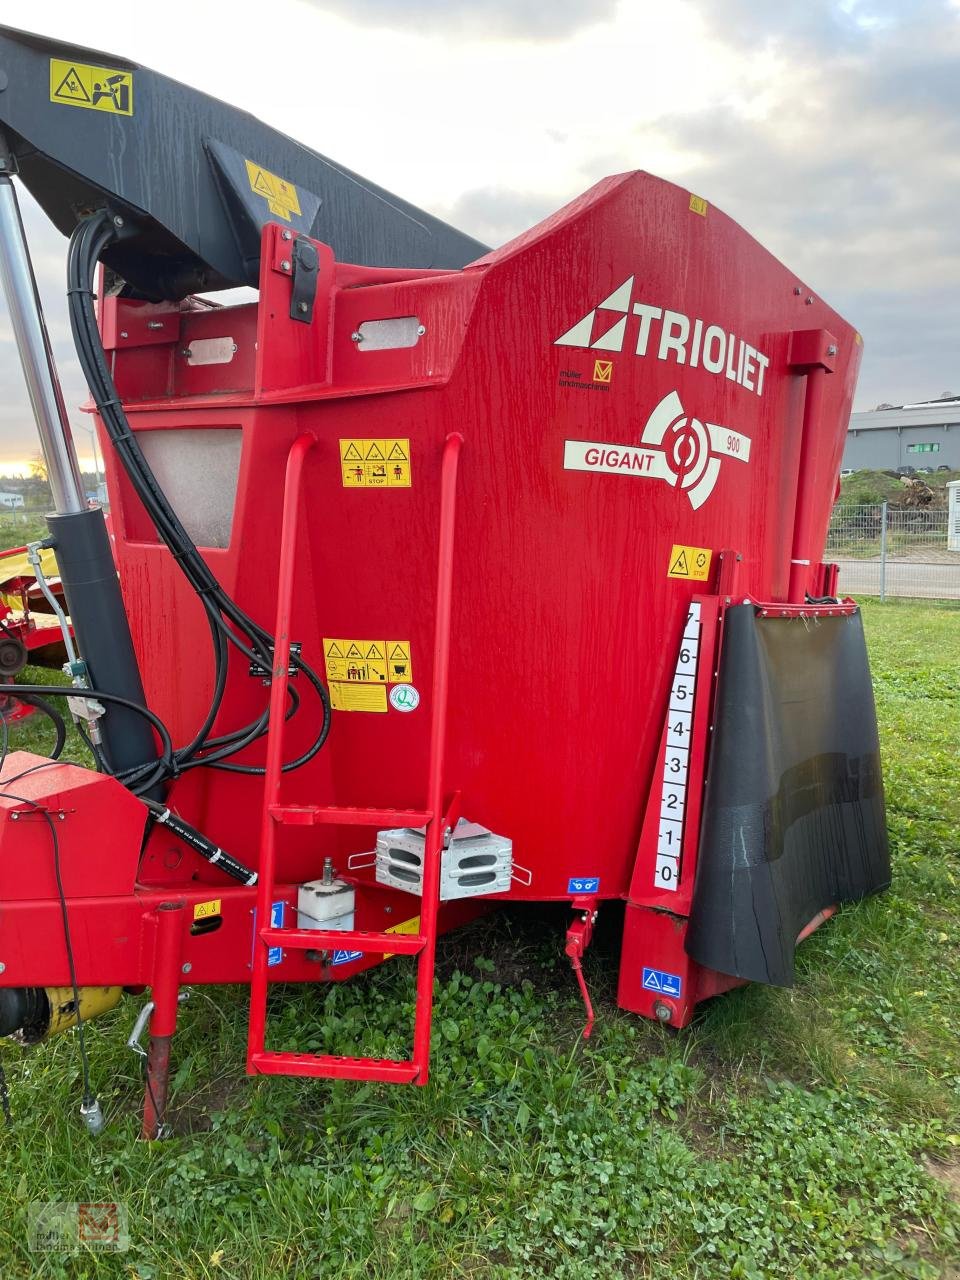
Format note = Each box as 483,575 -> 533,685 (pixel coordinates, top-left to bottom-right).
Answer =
45,506 -> 157,779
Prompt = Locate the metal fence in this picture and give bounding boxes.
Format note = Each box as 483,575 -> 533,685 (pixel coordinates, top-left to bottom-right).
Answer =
826,502 -> 960,601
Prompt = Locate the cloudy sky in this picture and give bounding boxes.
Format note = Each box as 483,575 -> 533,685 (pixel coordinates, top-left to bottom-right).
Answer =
0,0 -> 957,470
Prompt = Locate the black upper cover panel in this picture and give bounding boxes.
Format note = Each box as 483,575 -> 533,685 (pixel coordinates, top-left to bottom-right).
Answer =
686,605 -> 890,987
0,25 -> 487,296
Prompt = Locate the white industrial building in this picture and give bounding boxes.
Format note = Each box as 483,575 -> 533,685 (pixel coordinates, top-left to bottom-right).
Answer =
843,395 -> 960,471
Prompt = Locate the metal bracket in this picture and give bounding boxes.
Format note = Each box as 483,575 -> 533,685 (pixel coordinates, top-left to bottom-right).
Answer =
249,641 -> 301,680
289,237 -> 319,324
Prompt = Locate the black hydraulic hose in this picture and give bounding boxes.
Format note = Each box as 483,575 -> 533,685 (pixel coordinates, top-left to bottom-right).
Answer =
69,215 -> 334,778
3,693 -> 67,759
66,213 -> 332,779
1,683 -> 175,778
142,799 -> 257,886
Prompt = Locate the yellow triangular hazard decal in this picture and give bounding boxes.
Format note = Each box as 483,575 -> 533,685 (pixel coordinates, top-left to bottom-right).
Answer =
54,67 -> 91,102
342,443 -> 362,461
387,442 -> 408,461
670,550 -> 689,576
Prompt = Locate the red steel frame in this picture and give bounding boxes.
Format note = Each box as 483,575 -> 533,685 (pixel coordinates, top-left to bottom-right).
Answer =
246,430 -> 464,1083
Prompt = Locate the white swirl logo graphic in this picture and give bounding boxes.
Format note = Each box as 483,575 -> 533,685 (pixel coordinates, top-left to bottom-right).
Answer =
563,391 -> 751,509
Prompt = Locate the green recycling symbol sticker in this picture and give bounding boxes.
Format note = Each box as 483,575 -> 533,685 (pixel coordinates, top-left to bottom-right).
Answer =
389,684 -> 420,713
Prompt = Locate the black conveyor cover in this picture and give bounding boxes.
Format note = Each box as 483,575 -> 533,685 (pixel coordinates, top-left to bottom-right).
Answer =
0,25 -> 487,298
686,605 -> 890,986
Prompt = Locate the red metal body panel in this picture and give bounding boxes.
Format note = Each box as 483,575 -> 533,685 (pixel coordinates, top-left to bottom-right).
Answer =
99,173 -> 860,907
0,172 -> 864,1088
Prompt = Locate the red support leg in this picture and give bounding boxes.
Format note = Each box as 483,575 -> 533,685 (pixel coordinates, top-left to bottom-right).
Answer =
142,900 -> 186,1139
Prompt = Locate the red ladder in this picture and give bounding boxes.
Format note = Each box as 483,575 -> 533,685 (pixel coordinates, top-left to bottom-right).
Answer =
245,430 -> 463,1085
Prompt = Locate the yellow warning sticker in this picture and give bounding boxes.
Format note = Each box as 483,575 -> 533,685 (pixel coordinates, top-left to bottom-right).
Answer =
244,159 -> 302,222
50,59 -> 133,115
340,439 -> 411,488
323,638 -> 412,687
386,641 -> 412,684
689,193 -> 708,216
668,544 -> 713,581
330,682 -> 388,713
384,914 -> 421,959
193,899 -> 222,921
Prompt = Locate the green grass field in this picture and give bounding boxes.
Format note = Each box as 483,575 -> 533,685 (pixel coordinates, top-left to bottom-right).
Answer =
0,599 -> 957,1278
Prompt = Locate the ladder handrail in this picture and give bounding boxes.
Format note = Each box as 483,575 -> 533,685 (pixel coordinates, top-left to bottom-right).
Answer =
412,430 -> 463,1080
246,431 -> 317,1070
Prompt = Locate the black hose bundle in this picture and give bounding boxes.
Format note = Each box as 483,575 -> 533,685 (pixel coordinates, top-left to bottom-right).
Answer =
60,210 -> 331,796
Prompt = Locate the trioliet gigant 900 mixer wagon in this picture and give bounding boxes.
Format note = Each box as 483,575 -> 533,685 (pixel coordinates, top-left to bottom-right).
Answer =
0,26 -> 888,1136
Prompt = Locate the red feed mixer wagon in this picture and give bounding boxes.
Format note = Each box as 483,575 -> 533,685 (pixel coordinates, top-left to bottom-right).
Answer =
0,26 -> 888,1136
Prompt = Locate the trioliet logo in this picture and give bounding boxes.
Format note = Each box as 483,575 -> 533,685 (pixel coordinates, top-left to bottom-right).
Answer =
554,276 -> 770,399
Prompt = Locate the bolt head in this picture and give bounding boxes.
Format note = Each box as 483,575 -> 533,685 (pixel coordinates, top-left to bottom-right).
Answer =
280,260 -> 291,272
416,325 -> 426,336
297,301 -> 308,313
281,229 -> 292,241
793,285 -> 802,295
805,295 -> 814,305
113,215 -> 124,228
0,962 -> 5,974
826,343 -> 838,356
653,1000 -> 672,1023
351,331 -> 361,342
181,961 -> 192,975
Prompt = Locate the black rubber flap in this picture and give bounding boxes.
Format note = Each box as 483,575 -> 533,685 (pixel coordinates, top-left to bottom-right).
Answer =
686,604 -> 889,986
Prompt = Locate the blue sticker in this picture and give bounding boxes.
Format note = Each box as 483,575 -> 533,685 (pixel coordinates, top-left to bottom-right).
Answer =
642,967 -> 682,998
331,948 -> 364,967
567,876 -> 600,894
267,900 -> 285,967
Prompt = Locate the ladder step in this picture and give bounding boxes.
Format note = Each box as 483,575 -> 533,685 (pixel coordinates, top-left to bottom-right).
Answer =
259,927 -> 426,955
269,804 -> 432,827
250,1051 -> 420,1083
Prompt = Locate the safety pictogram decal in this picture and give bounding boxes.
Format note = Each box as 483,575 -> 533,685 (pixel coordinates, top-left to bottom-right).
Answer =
244,159 -> 302,222
340,439 -> 411,488
50,59 -> 133,115
323,639 -> 413,714
667,544 -> 713,581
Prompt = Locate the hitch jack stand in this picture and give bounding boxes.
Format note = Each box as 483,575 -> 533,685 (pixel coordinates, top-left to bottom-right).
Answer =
565,900 -> 599,1039
141,901 -> 186,1140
